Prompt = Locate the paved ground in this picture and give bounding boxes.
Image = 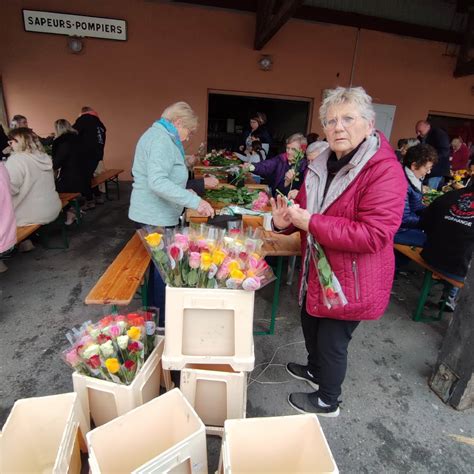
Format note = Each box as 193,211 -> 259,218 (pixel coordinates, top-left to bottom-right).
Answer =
1,182 -> 472,473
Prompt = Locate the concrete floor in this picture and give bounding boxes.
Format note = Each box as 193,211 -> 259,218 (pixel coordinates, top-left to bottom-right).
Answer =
1,182 -> 472,473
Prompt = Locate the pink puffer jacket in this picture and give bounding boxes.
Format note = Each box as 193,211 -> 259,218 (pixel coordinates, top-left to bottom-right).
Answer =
294,132 -> 406,321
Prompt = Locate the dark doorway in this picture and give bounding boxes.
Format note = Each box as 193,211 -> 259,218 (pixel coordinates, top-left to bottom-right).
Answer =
207,91 -> 312,157
427,113 -> 474,145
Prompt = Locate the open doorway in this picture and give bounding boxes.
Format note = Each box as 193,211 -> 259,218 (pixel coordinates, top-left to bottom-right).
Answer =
427,112 -> 474,145
207,91 -> 313,156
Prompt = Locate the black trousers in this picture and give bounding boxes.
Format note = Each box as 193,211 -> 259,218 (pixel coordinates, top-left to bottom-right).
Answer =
301,302 -> 360,405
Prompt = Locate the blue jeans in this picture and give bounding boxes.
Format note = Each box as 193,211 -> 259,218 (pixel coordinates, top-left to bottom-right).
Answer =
427,176 -> 443,190
394,229 -> 426,247
430,265 -> 464,300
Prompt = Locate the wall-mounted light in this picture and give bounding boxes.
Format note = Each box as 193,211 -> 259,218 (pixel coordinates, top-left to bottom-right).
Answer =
67,36 -> 84,54
258,55 -> 273,71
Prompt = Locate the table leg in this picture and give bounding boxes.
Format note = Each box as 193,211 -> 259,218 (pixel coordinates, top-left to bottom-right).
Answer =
254,255 -> 283,336
413,270 -> 433,322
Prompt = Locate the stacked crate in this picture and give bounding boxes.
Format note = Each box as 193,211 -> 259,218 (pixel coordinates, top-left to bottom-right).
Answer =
162,286 -> 255,435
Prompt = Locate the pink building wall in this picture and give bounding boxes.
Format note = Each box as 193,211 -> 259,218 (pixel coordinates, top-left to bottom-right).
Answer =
1,0 -> 472,177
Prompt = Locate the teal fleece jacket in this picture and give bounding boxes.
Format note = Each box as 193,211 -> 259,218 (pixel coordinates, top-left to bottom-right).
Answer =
129,122 -> 200,226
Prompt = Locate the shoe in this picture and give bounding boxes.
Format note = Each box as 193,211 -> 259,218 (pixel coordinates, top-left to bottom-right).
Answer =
19,239 -> 35,252
288,392 -> 340,418
286,362 -> 319,389
65,211 -> 77,226
0,261 -> 7,273
82,201 -> 96,210
443,298 -> 456,312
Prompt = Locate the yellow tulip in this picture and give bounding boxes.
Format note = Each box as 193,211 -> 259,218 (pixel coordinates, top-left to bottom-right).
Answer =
144,233 -> 162,248
228,260 -> 240,272
212,249 -> 226,265
454,175 -> 462,182
105,358 -> 121,374
127,326 -> 141,340
230,269 -> 245,280
201,252 -> 212,270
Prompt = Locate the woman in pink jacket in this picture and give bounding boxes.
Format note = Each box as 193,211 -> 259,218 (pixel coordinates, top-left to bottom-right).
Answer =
271,87 -> 406,417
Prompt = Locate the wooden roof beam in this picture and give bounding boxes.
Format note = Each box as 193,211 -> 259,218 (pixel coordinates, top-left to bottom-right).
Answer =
254,0 -> 303,50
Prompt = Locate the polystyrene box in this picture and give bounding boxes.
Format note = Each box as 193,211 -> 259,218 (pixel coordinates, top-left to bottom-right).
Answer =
87,388 -> 208,473
0,393 -> 88,474
180,364 -> 247,436
162,287 -> 255,371
221,414 -> 339,473
73,335 -> 164,429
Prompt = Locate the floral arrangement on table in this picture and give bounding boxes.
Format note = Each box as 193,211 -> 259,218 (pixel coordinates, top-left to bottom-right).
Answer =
204,187 -> 269,210
202,149 -> 241,167
62,310 -> 159,385
139,224 -> 275,291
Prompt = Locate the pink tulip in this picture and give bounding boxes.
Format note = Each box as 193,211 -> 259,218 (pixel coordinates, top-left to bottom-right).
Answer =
189,252 -> 201,269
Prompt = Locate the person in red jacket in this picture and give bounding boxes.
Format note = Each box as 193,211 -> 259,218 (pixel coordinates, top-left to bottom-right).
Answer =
271,87 -> 406,417
450,137 -> 470,172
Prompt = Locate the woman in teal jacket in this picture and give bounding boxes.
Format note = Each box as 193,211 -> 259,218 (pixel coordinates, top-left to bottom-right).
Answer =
129,102 -> 214,319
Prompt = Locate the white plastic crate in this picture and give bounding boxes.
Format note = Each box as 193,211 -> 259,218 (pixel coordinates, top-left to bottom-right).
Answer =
0,393 -> 87,474
221,414 -> 338,473
73,335 -> 164,429
162,287 -> 255,371
180,364 -> 247,436
87,388 -> 207,473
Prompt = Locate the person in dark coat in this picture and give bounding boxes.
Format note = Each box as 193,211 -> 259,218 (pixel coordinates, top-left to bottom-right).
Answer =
52,119 -> 88,224
415,120 -> 450,190
73,106 -> 106,208
245,133 -> 307,196
394,144 -> 438,247
420,181 -> 474,311
239,112 -> 271,155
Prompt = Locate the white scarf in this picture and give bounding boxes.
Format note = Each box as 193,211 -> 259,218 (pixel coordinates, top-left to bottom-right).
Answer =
405,167 -> 422,192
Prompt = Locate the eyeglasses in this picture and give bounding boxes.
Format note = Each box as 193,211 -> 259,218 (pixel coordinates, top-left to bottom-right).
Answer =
7,138 -> 17,145
323,115 -> 358,130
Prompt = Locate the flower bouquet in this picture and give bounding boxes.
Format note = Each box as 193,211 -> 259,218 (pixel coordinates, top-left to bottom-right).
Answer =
138,224 -> 275,291
202,149 -> 241,167
309,238 -> 348,309
204,186 -> 269,211
62,311 -> 159,385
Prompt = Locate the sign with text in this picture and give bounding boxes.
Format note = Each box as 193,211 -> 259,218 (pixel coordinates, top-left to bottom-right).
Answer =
23,10 -> 127,41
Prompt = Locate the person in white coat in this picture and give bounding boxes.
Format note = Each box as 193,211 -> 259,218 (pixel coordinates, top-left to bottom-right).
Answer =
5,128 -> 61,229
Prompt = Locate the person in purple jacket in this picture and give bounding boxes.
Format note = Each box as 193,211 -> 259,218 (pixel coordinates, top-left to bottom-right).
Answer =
244,133 -> 307,196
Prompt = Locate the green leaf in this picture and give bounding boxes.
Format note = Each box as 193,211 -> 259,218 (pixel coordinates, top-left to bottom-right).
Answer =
187,270 -> 198,285
207,277 -> 216,288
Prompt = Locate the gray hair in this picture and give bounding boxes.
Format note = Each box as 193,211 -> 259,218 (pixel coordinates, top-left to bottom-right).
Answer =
319,87 -> 375,127
306,140 -> 329,156
54,119 -> 77,138
286,133 -> 307,146
406,138 -> 420,149
161,101 -> 198,132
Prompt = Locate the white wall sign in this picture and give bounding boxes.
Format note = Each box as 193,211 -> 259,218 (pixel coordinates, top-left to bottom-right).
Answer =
373,103 -> 397,140
23,10 -> 127,41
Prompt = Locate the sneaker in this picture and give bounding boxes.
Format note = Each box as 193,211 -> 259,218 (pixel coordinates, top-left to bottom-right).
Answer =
0,261 -> 7,273
286,363 -> 319,389
288,392 -> 340,418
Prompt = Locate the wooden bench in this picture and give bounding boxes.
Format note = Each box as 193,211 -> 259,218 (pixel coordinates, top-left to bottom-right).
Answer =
394,243 -> 464,322
91,169 -> 124,200
85,232 -> 150,307
15,193 -> 81,247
